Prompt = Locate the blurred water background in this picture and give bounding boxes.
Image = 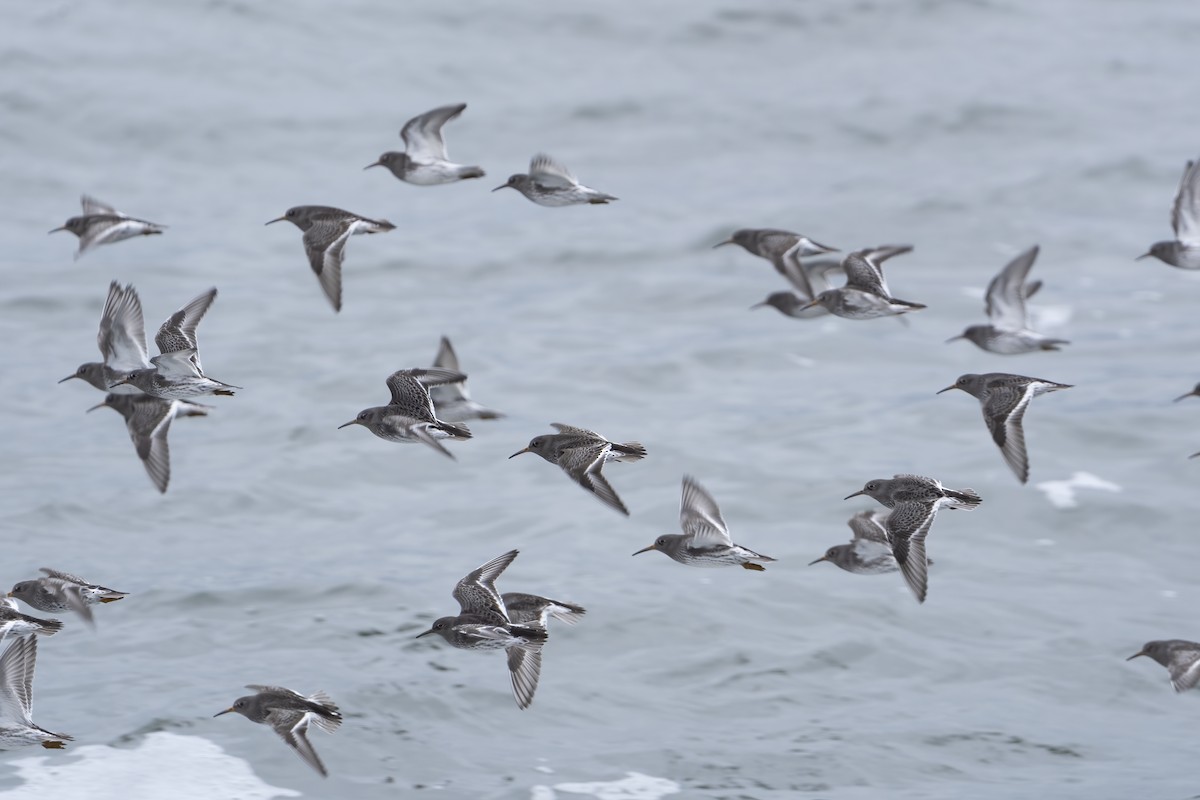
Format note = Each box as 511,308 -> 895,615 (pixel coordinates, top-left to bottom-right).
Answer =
3,0 -> 1200,797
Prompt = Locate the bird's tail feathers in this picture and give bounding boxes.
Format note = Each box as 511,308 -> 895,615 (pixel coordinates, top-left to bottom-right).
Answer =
612,441 -> 647,461
545,600 -> 587,624
434,420 -> 472,440
945,488 -> 983,509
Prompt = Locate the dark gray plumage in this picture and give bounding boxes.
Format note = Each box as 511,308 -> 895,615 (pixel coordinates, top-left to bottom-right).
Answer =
416,550 -> 549,709
845,475 -> 982,603
266,205 -> 395,312
509,423 -> 646,516
937,372 -> 1072,484
109,287 -> 240,399
339,367 -> 472,459
214,685 -> 343,777
1128,640 -> 1200,693
714,228 -> 839,301
501,593 -> 586,628
803,245 -> 925,319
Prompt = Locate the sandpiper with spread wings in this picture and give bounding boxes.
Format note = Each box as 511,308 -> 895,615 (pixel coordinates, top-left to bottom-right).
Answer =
109,287 -> 239,399
339,367 -> 472,459
1128,640 -> 1200,693
845,475 -> 982,603
947,245 -> 1069,353
0,637 -> 71,749
365,103 -> 485,185
416,550 -> 550,710
493,154 -> 617,206
215,686 -> 343,777
633,475 -> 775,570
266,205 -> 395,312
59,281 -> 151,393
8,568 -> 128,628
801,245 -> 924,319
49,195 -> 165,260
938,373 -> 1071,484
510,424 -> 645,516
1139,158 -> 1200,269
715,228 -> 839,303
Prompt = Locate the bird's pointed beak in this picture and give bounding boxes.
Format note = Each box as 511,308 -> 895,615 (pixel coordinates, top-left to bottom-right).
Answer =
1173,392 -> 1196,403
213,707 -> 236,717
749,301 -> 768,310
1135,252 -> 1153,261
337,420 -> 361,430
110,377 -> 131,387
47,226 -> 67,235
264,216 -> 287,226
944,334 -> 965,344
57,374 -> 78,384
936,385 -> 959,394
843,490 -> 865,500
808,555 -> 830,566
798,299 -> 821,312
5,593 -> 13,598
85,401 -> 108,413
712,239 -> 734,249
631,544 -> 658,556
491,184 -> 509,192
415,628 -> 435,639
1127,650 -> 1148,661
363,161 -> 382,170
508,447 -> 531,459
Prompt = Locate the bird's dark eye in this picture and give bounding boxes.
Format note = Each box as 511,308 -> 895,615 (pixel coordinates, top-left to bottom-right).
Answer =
866,483 -> 877,491
657,537 -> 668,546
827,548 -> 837,558
531,441 -> 540,449
959,377 -> 968,385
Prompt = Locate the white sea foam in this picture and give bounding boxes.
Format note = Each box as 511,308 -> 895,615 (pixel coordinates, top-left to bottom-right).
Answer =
1035,472 -> 1122,509
0,732 -> 299,800
531,771 -> 681,800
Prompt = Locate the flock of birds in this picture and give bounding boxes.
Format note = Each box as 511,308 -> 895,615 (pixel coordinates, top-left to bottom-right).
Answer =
20,101 -> 1200,778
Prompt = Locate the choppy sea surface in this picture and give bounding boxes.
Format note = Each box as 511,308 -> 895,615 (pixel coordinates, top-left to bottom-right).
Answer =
4,1 -> 1200,797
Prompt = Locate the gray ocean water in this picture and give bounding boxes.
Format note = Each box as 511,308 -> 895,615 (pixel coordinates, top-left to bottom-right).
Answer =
3,0 -> 1200,797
